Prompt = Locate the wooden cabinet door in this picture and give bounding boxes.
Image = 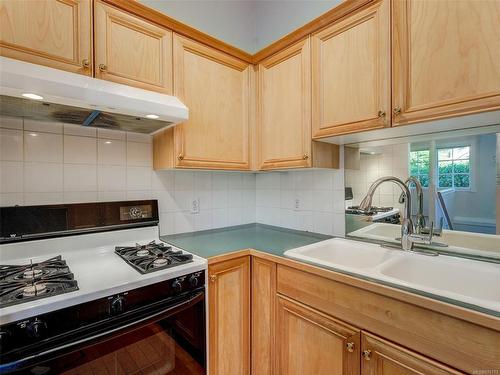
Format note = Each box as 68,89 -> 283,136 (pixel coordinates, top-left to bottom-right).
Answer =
208,256 -> 250,375
0,0 -> 92,75
258,38 -> 311,169
94,0 -> 172,93
275,295 -> 360,375
311,0 -> 390,138
361,333 -> 464,375
173,34 -> 251,170
392,0 -> 500,125
251,257 -> 276,375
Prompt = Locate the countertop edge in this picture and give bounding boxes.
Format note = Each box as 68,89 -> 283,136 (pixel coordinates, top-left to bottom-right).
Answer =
208,248 -> 500,332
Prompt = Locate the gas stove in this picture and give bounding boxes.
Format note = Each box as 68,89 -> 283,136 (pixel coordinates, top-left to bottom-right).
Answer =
0,255 -> 78,308
0,200 -> 207,374
115,241 -> 193,274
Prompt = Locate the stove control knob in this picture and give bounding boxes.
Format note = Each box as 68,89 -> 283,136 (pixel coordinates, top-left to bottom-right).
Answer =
110,296 -> 125,315
172,279 -> 183,294
188,274 -> 199,288
27,319 -> 47,339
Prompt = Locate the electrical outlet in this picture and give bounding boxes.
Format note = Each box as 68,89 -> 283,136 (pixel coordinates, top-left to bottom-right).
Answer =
191,198 -> 200,214
294,198 -> 300,211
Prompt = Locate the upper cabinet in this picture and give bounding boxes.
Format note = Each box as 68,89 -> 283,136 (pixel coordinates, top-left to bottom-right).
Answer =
257,38 -> 311,169
153,34 -> 252,170
311,0 -> 390,138
0,0 -> 92,75
94,0 -> 172,93
392,0 -> 500,125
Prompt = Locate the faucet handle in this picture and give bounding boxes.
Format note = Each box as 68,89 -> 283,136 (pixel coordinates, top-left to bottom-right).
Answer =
408,223 -> 433,245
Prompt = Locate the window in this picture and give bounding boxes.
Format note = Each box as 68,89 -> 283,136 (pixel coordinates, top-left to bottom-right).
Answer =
409,150 -> 430,187
437,146 -> 471,188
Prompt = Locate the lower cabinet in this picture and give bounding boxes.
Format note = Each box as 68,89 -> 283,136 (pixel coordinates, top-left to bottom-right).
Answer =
275,295 -> 360,375
208,256 -> 250,375
360,333 -> 464,375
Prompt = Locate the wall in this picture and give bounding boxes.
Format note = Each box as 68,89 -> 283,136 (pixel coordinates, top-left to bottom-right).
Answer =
255,169 -> 345,236
139,0 -> 341,53
254,0 -> 342,51
345,144 -> 409,209
0,116 -> 255,236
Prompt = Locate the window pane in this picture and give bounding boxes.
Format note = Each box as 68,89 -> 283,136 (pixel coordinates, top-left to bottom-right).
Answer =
419,163 -> 429,175
453,160 -> 470,173
419,175 -> 429,188
418,150 -> 430,162
438,161 -> 452,174
454,174 -> 470,187
453,147 -> 470,160
410,164 -> 419,175
439,174 -> 452,187
438,148 -> 452,160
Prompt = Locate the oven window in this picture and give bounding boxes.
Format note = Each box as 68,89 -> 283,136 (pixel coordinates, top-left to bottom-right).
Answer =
20,320 -> 205,375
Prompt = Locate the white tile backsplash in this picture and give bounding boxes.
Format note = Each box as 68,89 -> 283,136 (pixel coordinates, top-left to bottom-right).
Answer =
24,132 -> 63,163
0,128 -> 23,161
1,118 -> 347,237
64,136 -> 97,164
98,139 -> 126,165
256,168 -> 346,236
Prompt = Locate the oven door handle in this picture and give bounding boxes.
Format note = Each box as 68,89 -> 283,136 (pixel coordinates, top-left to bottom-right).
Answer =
0,291 -> 204,373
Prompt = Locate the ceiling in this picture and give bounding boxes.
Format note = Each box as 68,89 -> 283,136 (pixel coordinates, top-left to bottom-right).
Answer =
139,0 -> 342,53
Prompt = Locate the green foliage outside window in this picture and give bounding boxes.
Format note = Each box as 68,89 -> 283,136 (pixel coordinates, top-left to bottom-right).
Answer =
408,146 -> 471,189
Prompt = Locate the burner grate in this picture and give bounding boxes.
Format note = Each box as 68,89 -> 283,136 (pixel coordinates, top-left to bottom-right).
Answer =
115,241 -> 193,274
0,256 -> 78,308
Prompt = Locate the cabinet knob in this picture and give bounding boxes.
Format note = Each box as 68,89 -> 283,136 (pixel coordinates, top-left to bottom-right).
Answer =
346,342 -> 355,353
362,349 -> 372,360
99,64 -> 108,72
393,107 -> 401,115
81,59 -> 90,69
303,154 -> 309,160
210,275 -> 217,282
177,154 -> 184,160
377,110 -> 386,118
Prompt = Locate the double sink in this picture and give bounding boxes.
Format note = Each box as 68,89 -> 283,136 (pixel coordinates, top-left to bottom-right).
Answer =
284,237 -> 500,313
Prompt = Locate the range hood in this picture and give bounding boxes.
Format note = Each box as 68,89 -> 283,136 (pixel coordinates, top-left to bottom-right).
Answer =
0,57 -> 188,134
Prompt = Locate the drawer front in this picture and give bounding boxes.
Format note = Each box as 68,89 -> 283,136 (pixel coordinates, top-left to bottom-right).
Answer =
276,264 -> 500,373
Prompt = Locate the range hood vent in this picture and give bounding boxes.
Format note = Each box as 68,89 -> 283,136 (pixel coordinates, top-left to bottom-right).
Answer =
0,57 -> 188,134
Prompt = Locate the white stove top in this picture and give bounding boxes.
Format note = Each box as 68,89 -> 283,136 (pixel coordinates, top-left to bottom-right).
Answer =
0,227 -> 207,325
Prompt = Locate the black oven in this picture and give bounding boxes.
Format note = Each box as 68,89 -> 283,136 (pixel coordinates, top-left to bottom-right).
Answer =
0,272 -> 206,375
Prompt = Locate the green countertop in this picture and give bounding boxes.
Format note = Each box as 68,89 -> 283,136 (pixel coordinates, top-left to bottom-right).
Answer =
161,223 -> 500,318
161,223 -> 332,258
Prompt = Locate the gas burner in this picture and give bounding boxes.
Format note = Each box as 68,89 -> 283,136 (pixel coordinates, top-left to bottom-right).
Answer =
136,249 -> 150,257
153,257 -> 170,267
23,269 -> 43,279
22,283 -> 47,297
115,241 -> 193,274
0,256 -> 78,308
346,206 -> 395,215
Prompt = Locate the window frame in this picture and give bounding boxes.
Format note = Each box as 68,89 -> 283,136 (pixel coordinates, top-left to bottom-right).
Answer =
436,142 -> 475,192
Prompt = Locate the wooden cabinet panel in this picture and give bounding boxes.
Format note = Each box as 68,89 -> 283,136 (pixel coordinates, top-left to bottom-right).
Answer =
172,34 -> 251,170
312,0 -> 390,138
257,38 -> 311,169
251,257 -> 276,375
0,0 -> 92,75
361,333 -> 464,375
275,295 -> 360,375
94,0 -> 172,93
276,264 -> 500,373
208,256 -> 250,375
392,0 -> 500,125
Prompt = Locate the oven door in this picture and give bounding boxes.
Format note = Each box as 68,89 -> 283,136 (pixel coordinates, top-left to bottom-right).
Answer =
5,290 -> 206,375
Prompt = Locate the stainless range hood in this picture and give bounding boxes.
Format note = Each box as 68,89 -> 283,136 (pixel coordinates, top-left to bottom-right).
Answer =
0,57 -> 188,134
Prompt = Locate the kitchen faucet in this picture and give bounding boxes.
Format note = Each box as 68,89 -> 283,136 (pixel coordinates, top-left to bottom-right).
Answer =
359,176 -> 435,252
398,176 -> 426,233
